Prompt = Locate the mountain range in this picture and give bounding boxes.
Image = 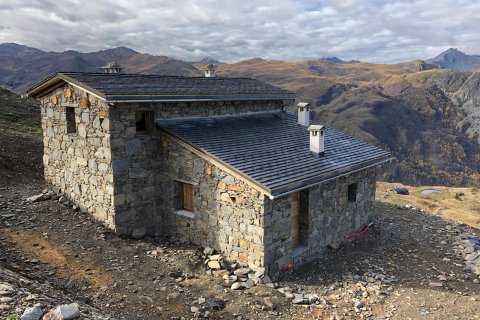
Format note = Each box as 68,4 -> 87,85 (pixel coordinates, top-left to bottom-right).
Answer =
1,43 -> 480,186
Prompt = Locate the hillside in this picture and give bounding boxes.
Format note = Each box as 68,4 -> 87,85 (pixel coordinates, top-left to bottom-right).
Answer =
0,43 -> 200,92
377,182 -> 480,228
0,88 -> 43,183
1,44 -> 480,186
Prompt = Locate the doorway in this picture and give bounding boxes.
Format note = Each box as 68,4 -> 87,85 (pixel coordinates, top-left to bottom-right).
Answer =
290,189 -> 309,252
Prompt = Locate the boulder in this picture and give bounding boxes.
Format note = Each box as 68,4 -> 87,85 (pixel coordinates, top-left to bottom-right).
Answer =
43,303 -> 80,319
233,267 -> 251,276
132,227 -> 146,239
21,306 -> 43,320
207,260 -> 221,270
394,187 -> 409,195
26,194 -> 46,203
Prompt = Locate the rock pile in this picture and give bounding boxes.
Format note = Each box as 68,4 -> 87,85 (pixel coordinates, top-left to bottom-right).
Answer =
453,233 -> 480,277
25,188 -> 70,207
203,247 -> 273,290
0,265 -> 110,320
277,269 -> 397,317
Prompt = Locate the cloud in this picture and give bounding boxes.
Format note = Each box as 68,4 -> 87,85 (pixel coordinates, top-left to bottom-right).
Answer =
1,0 -> 480,63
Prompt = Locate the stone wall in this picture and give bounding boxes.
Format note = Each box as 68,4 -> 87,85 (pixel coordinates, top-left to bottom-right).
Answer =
40,84 -> 114,227
109,105 -> 163,236
263,168 -> 377,276
109,99 -> 284,237
158,133 -> 266,270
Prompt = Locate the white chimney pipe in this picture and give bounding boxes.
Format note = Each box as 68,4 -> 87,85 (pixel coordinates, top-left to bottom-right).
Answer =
308,125 -> 325,155
297,102 -> 310,126
205,64 -> 216,77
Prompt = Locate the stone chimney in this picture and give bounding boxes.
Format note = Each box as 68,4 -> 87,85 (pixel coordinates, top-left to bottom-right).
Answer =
297,102 -> 310,126
101,61 -> 123,74
308,125 -> 325,155
204,64 -> 216,77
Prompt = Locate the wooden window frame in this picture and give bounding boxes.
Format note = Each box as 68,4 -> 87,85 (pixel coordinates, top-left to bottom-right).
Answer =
135,110 -> 154,134
182,182 -> 194,212
66,107 -> 76,134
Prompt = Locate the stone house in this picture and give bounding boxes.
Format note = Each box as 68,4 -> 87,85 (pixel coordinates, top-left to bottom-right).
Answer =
27,68 -> 390,277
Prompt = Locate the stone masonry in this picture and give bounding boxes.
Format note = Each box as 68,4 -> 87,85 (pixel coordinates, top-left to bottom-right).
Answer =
40,84 -> 115,227
264,167 -> 377,275
109,99 -> 284,237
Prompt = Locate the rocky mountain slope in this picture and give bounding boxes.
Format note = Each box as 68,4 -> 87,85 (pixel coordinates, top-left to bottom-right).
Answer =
427,48 -> 480,71
1,44 -> 480,186
0,43 -> 200,92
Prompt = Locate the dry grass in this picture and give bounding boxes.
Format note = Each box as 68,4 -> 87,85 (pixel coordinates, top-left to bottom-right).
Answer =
377,182 -> 480,229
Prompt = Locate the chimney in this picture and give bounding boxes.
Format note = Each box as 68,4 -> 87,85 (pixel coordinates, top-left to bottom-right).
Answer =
205,64 -> 216,77
308,125 -> 325,155
101,61 -> 123,74
297,102 -> 310,126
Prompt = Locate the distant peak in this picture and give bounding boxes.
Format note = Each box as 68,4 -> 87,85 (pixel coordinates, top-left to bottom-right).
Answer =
443,48 -> 466,55
199,56 -> 220,64
320,56 -> 359,64
426,47 -> 479,71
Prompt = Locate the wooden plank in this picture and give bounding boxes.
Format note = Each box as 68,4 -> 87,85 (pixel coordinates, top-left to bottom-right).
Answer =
290,192 -> 300,249
182,183 -> 194,212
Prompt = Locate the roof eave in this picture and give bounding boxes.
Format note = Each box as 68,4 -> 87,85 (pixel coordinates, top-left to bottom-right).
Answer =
268,156 -> 394,199
25,73 -> 106,100
26,73 -> 62,98
105,95 -> 295,103
159,119 -> 393,199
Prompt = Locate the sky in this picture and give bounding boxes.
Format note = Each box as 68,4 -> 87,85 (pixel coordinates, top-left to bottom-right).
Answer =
1,0 -> 480,63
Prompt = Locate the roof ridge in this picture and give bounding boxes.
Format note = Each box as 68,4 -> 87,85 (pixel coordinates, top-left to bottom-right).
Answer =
58,71 -> 269,81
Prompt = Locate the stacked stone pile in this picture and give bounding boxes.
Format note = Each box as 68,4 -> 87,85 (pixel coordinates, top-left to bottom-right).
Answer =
203,247 -> 273,290
277,270 -> 397,317
453,233 -> 480,276
26,188 -> 71,208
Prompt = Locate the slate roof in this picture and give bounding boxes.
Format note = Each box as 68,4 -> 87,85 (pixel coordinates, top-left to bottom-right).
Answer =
26,72 -> 294,102
156,111 -> 391,197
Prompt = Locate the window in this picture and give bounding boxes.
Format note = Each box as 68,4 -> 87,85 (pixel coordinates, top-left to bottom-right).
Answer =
135,110 -> 154,134
348,183 -> 358,202
66,107 -> 76,134
182,183 -> 194,211
174,181 -> 194,212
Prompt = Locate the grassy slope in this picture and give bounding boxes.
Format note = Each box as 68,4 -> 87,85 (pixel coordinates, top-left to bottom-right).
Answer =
377,181 -> 480,228
0,88 -> 43,182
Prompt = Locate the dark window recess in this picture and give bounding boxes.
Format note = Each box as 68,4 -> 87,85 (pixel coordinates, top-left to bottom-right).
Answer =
348,183 -> 358,202
174,181 -> 194,212
135,111 -> 154,133
66,107 -> 76,134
